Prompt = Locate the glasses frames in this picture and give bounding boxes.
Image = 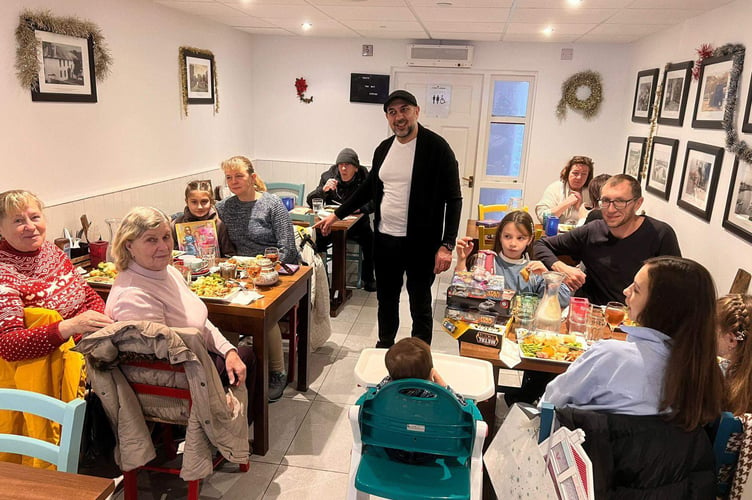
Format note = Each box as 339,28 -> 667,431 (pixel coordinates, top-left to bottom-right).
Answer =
598,198 -> 637,210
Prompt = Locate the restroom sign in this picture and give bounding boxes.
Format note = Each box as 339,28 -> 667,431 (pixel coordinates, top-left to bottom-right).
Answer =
426,84 -> 451,118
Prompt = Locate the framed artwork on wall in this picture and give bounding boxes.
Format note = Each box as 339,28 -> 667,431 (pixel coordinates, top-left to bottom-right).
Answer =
657,61 -> 692,127
646,137 -> 679,200
722,157 -> 752,244
182,49 -> 215,105
677,141 -> 724,221
692,53 -> 735,129
742,74 -> 752,133
623,136 -> 646,181
31,30 -> 97,103
631,68 -> 659,123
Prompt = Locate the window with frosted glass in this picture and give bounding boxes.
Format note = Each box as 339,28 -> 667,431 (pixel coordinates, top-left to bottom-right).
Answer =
486,123 -> 524,177
479,187 -> 523,207
492,81 -> 529,117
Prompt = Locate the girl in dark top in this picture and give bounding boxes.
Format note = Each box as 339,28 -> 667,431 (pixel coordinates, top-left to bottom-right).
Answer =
171,180 -> 235,257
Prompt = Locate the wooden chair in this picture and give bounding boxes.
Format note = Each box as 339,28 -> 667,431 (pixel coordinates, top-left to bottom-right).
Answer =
267,182 -> 306,206
0,388 -> 86,473
477,225 -> 497,251
729,268 -> 751,294
477,203 -> 508,220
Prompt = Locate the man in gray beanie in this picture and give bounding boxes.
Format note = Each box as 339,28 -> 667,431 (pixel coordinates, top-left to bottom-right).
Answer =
306,147 -> 376,291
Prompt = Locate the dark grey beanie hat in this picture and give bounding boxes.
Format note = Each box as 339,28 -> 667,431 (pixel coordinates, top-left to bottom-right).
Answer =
336,148 -> 359,167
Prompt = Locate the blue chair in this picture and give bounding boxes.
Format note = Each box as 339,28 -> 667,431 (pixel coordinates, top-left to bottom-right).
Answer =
538,401 -> 556,443
347,379 -> 487,499
712,411 -> 744,498
0,388 -> 86,473
267,182 -> 305,206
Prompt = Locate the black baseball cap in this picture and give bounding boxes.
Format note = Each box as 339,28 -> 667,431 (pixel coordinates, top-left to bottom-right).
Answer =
383,90 -> 418,112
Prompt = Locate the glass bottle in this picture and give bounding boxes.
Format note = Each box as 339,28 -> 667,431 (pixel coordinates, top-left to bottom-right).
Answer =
533,271 -> 564,333
104,218 -> 122,262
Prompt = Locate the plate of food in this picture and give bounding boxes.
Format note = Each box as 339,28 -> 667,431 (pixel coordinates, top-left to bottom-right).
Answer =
558,224 -> 576,233
517,330 -> 587,364
85,262 -> 118,286
190,275 -> 239,302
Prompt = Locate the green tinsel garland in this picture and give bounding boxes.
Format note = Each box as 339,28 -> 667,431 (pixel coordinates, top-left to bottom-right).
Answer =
15,9 -> 112,90
715,44 -> 752,165
179,46 -> 220,117
556,70 -> 603,120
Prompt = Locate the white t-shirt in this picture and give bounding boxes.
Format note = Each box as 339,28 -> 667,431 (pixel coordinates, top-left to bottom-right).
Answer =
378,138 -> 417,236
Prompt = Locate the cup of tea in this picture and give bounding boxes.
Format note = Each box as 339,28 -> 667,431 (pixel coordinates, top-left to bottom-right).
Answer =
264,247 -> 279,263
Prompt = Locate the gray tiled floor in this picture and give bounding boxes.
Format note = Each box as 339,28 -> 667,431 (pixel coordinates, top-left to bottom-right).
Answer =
113,271 -> 473,498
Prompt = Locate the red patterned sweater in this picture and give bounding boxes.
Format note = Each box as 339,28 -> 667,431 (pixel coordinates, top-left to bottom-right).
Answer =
0,240 -> 105,361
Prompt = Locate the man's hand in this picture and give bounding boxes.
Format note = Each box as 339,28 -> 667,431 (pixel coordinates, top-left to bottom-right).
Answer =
224,349 -> 246,386
312,213 -> 340,236
434,246 -> 452,274
323,179 -> 338,192
552,261 -> 586,291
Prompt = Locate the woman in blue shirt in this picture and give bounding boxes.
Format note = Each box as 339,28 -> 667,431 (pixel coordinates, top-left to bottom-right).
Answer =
543,256 -> 722,431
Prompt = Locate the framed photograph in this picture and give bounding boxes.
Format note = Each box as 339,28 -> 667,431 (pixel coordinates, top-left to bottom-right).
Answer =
31,30 -> 97,103
692,54 -> 734,129
183,49 -> 215,105
742,75 -> 752,133
646,137 -> 679,200
623,136 -> 647,181
658,61 -> 692,127
175,220 -> 220,256
677,141 -> 724,221
631,68 -> 659,123
722,157 -> 752,244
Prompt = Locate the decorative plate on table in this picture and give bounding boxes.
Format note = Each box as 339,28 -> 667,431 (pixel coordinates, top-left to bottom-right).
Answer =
190,275 -> 239,302
85,275 -> 116,286
517,330 -> 587,365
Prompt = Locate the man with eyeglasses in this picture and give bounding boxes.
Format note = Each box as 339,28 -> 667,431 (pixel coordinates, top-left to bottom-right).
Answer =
534,174 -> 681,305
315,90 -> 462,348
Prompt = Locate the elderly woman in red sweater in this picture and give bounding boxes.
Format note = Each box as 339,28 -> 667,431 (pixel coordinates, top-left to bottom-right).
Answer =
0,189 -> 112,363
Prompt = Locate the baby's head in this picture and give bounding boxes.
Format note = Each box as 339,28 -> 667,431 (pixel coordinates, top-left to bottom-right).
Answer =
385,338 -> 433,380
185,180 -> 214,218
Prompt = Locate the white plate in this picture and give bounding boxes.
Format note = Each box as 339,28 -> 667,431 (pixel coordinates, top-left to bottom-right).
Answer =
195,288 -> 241,303
517,331 -> 587,365
353,348 -> 496,401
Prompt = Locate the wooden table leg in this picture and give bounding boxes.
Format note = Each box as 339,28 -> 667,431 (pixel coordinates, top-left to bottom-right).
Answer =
252,320 -> 269,456
296,276 -> 311,391
329,228 -> 352,317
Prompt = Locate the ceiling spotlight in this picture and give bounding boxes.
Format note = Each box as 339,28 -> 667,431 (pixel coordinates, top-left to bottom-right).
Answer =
301,22 -> 312,30
567,0 -> 583,6
542,26 -> 554,36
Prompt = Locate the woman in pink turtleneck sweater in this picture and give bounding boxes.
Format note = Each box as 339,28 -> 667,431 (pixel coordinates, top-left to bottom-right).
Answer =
105,207 -> 255,421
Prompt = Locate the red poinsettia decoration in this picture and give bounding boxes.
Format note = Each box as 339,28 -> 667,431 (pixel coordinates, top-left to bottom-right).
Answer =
692,43 -> 714,80
295,77 -> 313,103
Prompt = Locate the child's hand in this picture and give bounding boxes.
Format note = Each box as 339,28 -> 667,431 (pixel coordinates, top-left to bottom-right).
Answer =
525,260 -> 547,276
454,237 -> 474,272
430,368 -> 447,387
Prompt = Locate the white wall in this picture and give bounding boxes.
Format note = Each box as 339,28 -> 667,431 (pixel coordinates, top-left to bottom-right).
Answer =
1,0 -> 255,207
625,0 -> 752,292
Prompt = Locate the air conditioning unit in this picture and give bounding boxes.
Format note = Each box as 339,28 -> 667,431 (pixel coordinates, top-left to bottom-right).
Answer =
407,44 -> 473,68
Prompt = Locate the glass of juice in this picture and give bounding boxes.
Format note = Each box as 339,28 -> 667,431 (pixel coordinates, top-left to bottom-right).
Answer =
265,247 -> 279,263
605,301 -> 627,331
247,259 -> 261,291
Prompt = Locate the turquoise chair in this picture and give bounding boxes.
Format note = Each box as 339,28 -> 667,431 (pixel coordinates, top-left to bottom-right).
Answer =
538,401 -> 556,443
267,182 -> 305,206
347,379 -> 487,499
0,388 -> 86,473
712,411 -> 744,498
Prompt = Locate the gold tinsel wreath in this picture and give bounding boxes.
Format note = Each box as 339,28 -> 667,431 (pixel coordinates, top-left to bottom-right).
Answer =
15,9 -> 112,90
179,46 -> 220,117
556,70 -> 603,120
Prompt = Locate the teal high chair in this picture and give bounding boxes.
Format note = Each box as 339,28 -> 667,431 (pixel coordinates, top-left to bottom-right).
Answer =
712,411 -> 744,498
347,379 -> 487,500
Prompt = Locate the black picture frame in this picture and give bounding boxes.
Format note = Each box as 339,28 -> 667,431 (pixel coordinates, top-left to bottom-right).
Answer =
623,136 -> 646,181
645,137 -> 679,201
692,53 -> 735,129
31,30 -> 97,103
722,157 -> 752,244
657,61 -> 692,127
631,68 -> 659,123
677,141 -> 724,221
183,49 -> 215,105
742,74 -> 752,133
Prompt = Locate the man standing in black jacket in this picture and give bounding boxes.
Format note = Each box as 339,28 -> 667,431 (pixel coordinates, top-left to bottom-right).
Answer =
316,90 -> 462,347
306,148 -> 376,291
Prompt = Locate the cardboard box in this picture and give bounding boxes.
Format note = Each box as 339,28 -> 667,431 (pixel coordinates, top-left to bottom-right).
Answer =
442,317 -> 505,349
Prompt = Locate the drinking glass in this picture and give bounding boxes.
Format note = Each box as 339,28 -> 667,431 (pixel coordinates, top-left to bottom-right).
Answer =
201,248 -> 216,269
586,306 -> 607,344
247,259 -> 261,291
219,262 -> 237,280
265,247 -> 279,263
605,301 -> 627,330
312,198 -> 324,214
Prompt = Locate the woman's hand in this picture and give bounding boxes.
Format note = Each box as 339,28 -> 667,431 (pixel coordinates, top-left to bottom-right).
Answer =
225,349 -> 247,386
565,192 -> 583,209
455,237 -> 474,272
58,310 -> 114,339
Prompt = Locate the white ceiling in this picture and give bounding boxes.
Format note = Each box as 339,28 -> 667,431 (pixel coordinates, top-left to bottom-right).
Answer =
154,0 -> 733,43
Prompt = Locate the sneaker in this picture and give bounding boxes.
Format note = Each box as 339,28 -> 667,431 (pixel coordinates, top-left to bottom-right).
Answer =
363,280 -> 377,292
268,371 -> 287,402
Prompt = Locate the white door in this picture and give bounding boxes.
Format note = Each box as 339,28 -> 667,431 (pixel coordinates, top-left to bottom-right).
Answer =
392,70 -> 484,233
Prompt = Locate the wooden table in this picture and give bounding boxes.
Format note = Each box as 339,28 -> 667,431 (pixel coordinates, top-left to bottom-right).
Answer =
328,214 -> 363,317
92,266 -> 312,456
0,461 -> 115,499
